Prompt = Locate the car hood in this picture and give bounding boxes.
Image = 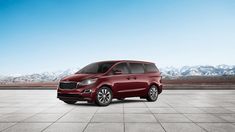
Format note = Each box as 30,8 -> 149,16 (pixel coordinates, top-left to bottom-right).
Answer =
60,73 -> 102,82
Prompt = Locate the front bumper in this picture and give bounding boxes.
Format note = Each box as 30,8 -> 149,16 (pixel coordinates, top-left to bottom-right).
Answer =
57,85 -> 97,102
57,93 -> 93,101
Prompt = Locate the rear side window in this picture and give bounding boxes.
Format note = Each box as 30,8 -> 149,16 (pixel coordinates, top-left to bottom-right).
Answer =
129,63 -> 145,74
145,63 -> 159,73
113,63 -> 129,74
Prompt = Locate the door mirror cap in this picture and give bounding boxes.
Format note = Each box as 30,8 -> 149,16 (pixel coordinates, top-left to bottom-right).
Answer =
113,70 -> 122,75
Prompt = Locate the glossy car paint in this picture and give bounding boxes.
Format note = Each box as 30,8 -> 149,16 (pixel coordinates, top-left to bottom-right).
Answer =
57,60 -> 162,103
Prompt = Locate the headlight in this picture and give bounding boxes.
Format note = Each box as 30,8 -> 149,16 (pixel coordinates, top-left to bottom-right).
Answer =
79,78 -> 97,86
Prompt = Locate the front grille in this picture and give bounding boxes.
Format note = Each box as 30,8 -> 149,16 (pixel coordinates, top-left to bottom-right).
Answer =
59,82 -> 77,89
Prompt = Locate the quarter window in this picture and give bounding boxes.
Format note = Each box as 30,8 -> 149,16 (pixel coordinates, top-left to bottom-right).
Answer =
129,63 -> 145,74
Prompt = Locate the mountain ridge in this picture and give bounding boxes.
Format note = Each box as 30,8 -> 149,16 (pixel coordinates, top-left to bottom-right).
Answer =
0,65 -> 235,84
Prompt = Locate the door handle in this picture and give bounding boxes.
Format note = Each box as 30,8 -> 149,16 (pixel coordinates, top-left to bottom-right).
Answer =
133,76 -> 137,79
126,77 -> 130,80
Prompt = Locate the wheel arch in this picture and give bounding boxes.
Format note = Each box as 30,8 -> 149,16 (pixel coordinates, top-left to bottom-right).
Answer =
96,84 -> 113,95
99,84 -> 113,91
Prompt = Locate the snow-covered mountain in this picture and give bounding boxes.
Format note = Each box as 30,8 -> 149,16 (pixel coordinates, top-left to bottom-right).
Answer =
0,65 -> 235,84
0,68 -> 79,84
160,64 -> 235,78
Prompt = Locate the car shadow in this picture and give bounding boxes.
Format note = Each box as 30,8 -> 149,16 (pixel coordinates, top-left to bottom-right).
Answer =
113,99 -> 147,104
71,99 -> 147,107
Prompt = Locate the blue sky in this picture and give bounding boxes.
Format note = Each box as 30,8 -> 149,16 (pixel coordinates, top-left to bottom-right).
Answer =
0,0 -> 235,75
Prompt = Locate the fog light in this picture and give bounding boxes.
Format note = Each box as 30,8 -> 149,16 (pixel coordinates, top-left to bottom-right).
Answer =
84,89 -> 92,93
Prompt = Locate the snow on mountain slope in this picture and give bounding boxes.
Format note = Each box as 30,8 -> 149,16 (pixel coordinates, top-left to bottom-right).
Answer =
0,65 -> 235,83
0,68 -> 80,84
160,65 -> 235,77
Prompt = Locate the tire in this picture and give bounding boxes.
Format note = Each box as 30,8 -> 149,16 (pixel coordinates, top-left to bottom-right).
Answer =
95,86 -> 113,106
63,101 -> 77,104
146,85 -> 159,102
117,98 -> 125,101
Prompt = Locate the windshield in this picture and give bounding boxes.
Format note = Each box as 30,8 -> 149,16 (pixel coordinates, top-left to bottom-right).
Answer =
76,62 -> 115,74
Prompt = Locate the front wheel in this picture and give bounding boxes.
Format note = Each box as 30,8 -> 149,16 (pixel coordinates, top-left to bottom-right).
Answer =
146,85 -> 158,102
95,87 -> 113,106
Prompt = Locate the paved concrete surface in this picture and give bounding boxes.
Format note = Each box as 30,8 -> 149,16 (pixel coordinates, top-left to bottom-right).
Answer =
0,90 -> 235,132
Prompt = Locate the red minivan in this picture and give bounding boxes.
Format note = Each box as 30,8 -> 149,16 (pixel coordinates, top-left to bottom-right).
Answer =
57,60 -> 163,106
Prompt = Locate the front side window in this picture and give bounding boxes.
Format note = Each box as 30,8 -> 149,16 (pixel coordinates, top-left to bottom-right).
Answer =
145,63 -> 159,73
112,63 -> 129,74
129,63 -> 145,74
77,62 -> 115,74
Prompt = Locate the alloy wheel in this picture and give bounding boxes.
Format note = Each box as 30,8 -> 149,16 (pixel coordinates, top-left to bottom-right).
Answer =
149,86 -> 158,100
96,87 -> 112,106
147,85 -> 158,101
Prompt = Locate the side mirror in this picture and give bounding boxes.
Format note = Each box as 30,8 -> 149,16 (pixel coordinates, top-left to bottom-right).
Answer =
113,69 -> 122,75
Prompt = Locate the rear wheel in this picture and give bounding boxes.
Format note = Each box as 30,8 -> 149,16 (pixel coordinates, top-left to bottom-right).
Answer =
95,86 -> 113,106
146,85 -> 158,102
63,101 -> 77,104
